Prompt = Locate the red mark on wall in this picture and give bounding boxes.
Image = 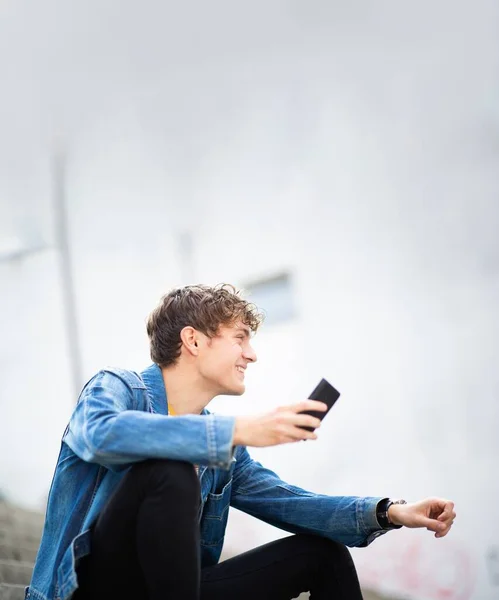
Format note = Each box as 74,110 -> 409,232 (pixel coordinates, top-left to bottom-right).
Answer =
355,535 -> 475,600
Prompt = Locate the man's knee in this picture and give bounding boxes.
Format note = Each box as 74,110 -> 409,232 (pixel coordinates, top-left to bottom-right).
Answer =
130,458 -> 200,503
297,535 -> 354,566
316,537 -> 355,569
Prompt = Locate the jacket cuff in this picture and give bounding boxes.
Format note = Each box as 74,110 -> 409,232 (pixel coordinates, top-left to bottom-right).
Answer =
359,496 -> 385,531
205,414 -> 236,469
358,496 -> 391,546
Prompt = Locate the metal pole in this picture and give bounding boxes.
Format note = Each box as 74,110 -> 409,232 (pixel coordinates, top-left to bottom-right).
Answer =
52,145 -> 84,400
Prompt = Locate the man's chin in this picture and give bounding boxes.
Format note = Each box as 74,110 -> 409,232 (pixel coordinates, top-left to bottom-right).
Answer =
224,383 -> 245,396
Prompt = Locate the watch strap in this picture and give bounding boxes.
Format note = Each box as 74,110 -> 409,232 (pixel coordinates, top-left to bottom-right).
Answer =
376,498 -> 407,530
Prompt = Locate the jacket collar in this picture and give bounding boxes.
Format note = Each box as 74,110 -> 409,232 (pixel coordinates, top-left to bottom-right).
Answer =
140,363 -> 168,415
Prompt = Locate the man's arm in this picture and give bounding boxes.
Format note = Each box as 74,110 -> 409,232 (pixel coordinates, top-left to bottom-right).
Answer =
65,376 -> 327,471
230,446 -> 457,545
230,446 -> 386,548
64,369 -> 236,471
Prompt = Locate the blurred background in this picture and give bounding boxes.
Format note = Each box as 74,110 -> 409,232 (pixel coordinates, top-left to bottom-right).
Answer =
1,1 -> 498,598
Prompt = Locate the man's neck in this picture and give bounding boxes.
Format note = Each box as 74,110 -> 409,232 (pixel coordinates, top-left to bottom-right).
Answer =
161,364 -> 214,415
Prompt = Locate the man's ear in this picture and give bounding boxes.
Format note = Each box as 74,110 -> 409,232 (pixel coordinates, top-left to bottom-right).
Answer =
180,326 -> 200,356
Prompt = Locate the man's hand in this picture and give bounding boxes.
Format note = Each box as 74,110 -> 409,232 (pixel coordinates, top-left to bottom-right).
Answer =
233,400 -> 327,447
388,498 -> 456,538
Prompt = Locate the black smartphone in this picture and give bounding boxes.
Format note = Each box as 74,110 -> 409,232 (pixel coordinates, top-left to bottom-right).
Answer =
299,378 -> 341,432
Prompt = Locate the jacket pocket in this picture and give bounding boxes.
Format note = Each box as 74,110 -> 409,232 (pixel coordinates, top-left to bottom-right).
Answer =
200,478 -> 232,545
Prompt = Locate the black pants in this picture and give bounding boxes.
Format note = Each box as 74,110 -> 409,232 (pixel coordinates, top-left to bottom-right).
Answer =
73,459 -> 363,600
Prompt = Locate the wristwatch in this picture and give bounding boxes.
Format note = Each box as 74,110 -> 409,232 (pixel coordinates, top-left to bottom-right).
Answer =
376,498 -> 407,530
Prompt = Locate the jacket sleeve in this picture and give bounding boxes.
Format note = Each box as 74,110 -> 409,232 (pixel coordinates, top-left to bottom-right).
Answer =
230,446 -> 387,548
64,370 -> 236,471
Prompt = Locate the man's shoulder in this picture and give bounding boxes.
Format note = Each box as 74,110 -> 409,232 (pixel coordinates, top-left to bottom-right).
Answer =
92,366 -> 147,390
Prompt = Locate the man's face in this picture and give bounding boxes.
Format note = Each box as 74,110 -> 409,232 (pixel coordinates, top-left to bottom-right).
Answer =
197,321 -> 257,397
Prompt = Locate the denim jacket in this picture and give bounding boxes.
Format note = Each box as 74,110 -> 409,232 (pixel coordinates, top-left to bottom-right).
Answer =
26,364 -> 387,600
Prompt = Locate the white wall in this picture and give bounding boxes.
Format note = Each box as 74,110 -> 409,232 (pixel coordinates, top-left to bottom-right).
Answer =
1,1 -> 498,598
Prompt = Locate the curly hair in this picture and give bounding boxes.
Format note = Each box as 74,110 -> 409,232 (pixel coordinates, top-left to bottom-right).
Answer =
146,284 -> 264,368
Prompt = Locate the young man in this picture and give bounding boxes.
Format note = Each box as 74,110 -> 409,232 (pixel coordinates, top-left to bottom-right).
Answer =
27,284 -> 456,600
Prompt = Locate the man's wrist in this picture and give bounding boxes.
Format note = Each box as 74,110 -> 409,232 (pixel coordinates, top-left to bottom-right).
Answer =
233,416 -> 253,447
233,417 -> 244,446
376,498 -> 406,529
387,504 -> 403,526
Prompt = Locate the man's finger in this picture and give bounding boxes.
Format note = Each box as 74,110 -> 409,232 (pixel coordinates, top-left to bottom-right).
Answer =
437,506 -> 456,522
438,515 -> 456,528
292,400 -> 328,413
422,518 -> 446,533
292,414 -> 322,429
435,523 -> 452,538
282,425 -> 317,442
430,499 -> 453,518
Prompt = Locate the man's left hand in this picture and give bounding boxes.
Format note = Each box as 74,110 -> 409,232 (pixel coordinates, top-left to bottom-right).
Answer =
388,498 -> 456,538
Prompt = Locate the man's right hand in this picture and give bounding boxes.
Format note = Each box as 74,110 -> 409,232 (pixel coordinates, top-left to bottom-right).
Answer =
232,400 -> 327,447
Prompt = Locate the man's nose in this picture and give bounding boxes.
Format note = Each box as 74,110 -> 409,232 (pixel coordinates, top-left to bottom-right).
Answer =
244,344 -> 257,363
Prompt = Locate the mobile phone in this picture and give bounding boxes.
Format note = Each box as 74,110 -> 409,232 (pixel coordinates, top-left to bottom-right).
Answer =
300,378 -> 340,432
